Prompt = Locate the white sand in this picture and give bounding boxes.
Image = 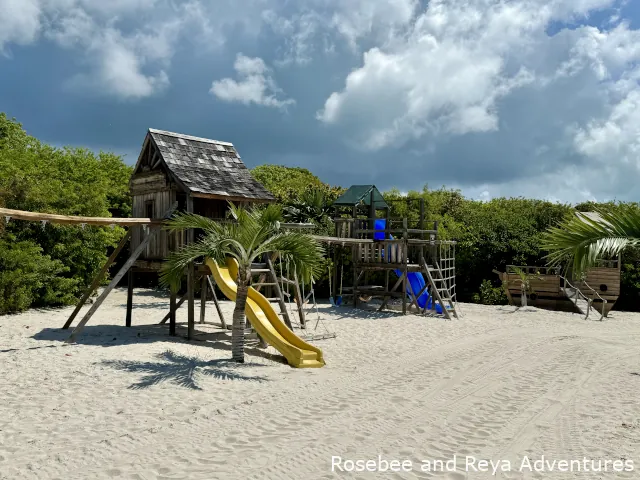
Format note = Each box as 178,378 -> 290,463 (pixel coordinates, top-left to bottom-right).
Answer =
1,290 -> 639,480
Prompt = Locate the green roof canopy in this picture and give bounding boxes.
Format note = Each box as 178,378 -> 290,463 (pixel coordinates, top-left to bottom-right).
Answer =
332,185 -> 389,209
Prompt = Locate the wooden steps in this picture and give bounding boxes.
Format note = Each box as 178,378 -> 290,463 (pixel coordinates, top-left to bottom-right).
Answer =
563,287 -> 602,320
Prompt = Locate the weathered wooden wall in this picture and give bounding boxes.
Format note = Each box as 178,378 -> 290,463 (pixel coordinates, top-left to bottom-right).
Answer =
130,171 -> 174,259
129,173 -> 234,260
131,189 -> 176,259
575,267 -> 620,302
504,273 -> 563,298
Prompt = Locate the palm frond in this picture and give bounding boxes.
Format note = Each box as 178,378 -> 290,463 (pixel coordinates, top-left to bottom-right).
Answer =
163,212 -> 224,234
541,204 -> 640,275
257,203 -> 283,225
259,232 -> 325,283
159,240 -> 216,290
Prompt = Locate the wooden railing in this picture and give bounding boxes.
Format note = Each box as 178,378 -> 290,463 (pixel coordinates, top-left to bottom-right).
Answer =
506,265 -> 563,275
559,275 -> 605,321
354,240 -> 408,265
334,217 -> 438,240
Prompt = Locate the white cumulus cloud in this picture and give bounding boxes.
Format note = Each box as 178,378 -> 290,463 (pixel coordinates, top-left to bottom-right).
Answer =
210,54 -> 294,109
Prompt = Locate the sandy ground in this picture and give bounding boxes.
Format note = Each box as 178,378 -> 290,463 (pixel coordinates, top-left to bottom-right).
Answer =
1,290 -> 639,480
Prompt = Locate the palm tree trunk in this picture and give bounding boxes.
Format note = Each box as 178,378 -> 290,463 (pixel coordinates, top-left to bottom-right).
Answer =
232,284 -> 249,363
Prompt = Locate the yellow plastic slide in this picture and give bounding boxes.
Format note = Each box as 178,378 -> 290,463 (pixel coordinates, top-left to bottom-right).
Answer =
206,257 -> 325,368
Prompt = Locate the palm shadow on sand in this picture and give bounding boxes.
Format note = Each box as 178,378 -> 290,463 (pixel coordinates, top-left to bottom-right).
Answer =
101,349 -> 268,390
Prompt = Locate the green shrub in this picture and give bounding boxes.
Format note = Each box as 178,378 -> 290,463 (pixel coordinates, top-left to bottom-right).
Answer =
0,113 -> 131,314
0,236 -> 78,314
472,279 -> 508,305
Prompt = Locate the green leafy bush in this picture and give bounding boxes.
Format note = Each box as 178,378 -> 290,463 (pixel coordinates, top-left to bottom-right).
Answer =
472,279 -> 508,305
0,113 -> 132,314
0,236 -> 78,313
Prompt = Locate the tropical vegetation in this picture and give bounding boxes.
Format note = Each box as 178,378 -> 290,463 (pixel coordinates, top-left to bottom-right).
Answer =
1,112 -> 640,315
159,204 -> 325,362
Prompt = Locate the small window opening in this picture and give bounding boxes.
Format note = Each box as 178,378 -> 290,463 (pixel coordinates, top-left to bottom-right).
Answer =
145,200 -> 155,219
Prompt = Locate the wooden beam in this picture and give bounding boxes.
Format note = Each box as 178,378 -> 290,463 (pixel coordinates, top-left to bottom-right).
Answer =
207,276 -> 226,329
293,269 -> 306,329
150,151 -> 162,170
66,226 -> 163,343
187,195 -> 195,340
402,219 -> 408,315
126,267 -> 134,327
0,207 -> 162,226
265,254 -> 293,329
65,203 -> 177,342
160,292 -> 188,324
63,230 -> 132,329
169,289 -> 177,336
200,275 -> 207,324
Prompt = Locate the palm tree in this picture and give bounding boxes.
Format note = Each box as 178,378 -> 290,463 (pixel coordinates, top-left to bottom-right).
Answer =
283,188 -> 332,224
509,266 -> 542,307
541,205 -> 640,276
159,203 -> 325,363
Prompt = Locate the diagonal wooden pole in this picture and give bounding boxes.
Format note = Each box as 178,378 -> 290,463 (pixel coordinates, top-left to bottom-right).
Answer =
159,292 -> 188,324
66,226 -> 162,343
378,273 -> 405,312
63,230 -> 132,329
207,276 -> 226,329
66,203 -> 177,343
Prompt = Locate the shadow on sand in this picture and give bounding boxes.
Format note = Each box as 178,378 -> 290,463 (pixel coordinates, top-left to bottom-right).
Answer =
30,322 -> 287,365
101,349 -> 268,390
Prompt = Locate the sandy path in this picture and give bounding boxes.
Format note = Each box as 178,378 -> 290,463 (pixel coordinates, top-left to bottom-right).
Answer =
1,290 -> 639,479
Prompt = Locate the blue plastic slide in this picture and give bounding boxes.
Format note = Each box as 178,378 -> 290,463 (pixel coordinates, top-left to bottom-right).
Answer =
373,219 -> 443,313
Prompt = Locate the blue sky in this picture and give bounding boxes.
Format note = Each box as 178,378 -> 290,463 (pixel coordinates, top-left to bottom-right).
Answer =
2,0 -> 640,202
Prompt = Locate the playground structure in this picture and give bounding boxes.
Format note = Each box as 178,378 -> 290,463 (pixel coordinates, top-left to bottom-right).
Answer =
208,257 -> 325,368
495,260 -> 619,320
494,213 -> 621,320
318,185 -> 460,319
0,128 -> 333,368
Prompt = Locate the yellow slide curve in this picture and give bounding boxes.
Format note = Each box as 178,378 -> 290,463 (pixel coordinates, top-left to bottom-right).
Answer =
206,257 -> 325,368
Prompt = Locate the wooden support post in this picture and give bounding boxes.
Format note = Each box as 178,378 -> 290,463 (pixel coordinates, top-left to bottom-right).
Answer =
207,276 -> 226,329
402,218 -> 408,314
126,267 -> 134,327
186,195 -> 195,340
67,225 -> 163,343
332,245 -> 338,299
293,269 -> 306,329
63,230 -> 132,329
385,207 -> 390,238
352,246 -> 358,308
369,189 -> 376,240
160,292 -> 188,324
169,288 -> 177,336
352,205 -> 358,238
379,273 -> 405,311
265,254 -> 293,329
187,264 -> 195,339
200,274 -> 207,324
419,198 -> 425,263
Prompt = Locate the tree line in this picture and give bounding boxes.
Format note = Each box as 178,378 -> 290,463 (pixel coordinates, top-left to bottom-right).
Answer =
1,113 -> 638,314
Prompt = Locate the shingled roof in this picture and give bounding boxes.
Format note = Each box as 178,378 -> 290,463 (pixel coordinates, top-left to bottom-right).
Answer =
136,128 -> 275,202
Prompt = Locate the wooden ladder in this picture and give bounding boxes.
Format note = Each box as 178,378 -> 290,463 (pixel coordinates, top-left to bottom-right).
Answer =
250,255 -> 295,329
421,259 -> 459,320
